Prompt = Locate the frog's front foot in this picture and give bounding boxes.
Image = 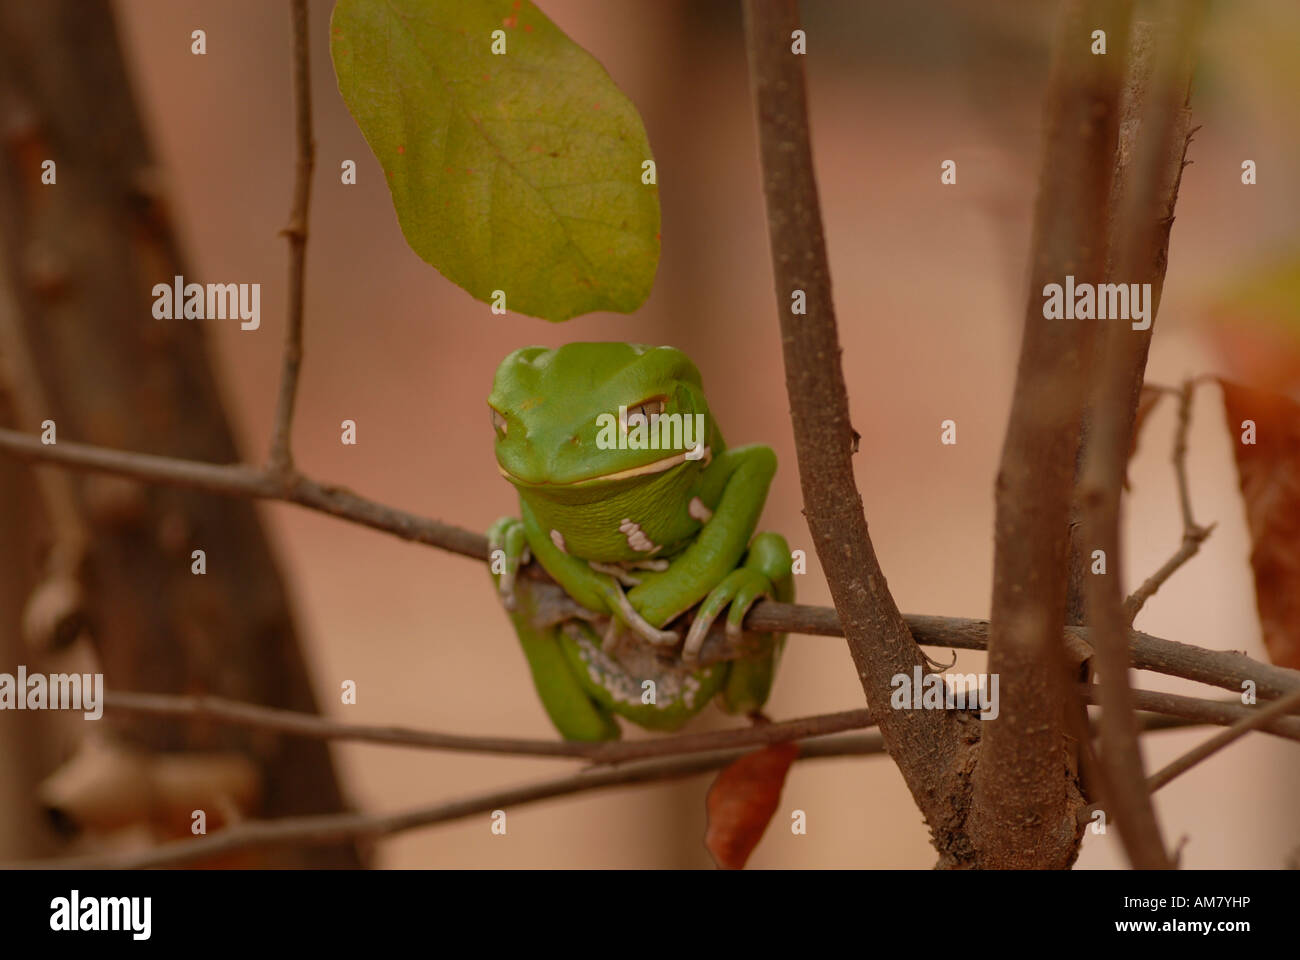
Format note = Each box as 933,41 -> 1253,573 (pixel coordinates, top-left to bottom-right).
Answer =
487,516 -> 530,611
680,568 -> 772,664
599,581 -> 680,650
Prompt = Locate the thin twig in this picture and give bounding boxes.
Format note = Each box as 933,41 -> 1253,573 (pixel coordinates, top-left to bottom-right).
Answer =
106,686 -> 1291,766
9,735 -> 886,870
1081,685 -> 1300,744
14,709 -> 1212,872
0,428 -> 487,558
103,689 -> 876,764
1124,377 -> 1214,622
268,0 -> 314,477
1079,684 -> 1300,827
1145,685 -> 1300,794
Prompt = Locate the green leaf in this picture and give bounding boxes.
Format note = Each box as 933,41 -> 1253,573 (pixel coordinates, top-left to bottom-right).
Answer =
330,0 -> 660,321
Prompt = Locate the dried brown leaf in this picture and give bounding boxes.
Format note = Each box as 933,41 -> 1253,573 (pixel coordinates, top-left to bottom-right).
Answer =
703,742 -> 798,870
1220,378 -> 1300,669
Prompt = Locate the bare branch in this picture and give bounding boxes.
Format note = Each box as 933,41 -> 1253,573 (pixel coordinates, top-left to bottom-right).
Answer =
268,0 -> 314,476
741,0 -> 970,868
1,427 -> 1297,703
106,685 -> 1293,767
116,684 -> 1300,786
1124,377 -> 1214,622
9,735 -> 886,870
1079,685 -> 1300,828
0,427 -> 486,558
973,0 -> 1135,869
103,689 -> 877,764
1079,2 -> 1204,869
1083,685 -> 1300,744
14,706 -> 1213,871
1146,685 -> 1300,794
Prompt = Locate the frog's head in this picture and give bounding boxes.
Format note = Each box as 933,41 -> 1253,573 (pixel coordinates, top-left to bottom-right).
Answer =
489,342 -> 715,499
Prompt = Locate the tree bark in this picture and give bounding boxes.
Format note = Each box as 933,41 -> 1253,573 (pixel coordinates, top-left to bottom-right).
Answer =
0,0 -> 361,867
971,0 -> 1134,869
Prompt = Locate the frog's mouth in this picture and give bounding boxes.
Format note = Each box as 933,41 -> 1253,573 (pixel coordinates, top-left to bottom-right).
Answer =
499,445 -> 711,488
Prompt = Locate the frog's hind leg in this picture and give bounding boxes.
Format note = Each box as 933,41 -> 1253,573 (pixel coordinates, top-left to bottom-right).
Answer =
506,586 -> 620,742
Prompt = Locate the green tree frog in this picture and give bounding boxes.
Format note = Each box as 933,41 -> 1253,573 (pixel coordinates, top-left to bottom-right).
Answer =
488,342 -> 793,741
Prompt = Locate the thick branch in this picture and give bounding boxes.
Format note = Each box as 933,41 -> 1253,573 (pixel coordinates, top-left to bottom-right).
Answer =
0,269 -> 88,582
973,0 -> 1134,869
741,0 -> 970,867
1079,3 -> 1203,869
0,0 -> 360,866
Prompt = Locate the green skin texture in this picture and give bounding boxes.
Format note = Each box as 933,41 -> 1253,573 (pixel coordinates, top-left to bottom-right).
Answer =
488,342 -> 793,741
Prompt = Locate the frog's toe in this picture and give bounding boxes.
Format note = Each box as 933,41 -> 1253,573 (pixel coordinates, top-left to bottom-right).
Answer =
488,517 -> 529,608
724,575 -> 771,636
682,569 -> 771,663
588,561 -> 642,587
607,585 -> 679,647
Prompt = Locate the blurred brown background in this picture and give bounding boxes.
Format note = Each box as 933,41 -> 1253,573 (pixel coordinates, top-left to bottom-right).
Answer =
4,0 -> 1299,867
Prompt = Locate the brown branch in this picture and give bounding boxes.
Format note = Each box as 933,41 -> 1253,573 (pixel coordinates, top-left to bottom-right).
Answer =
1145,686 -> 1300,794
1082,685 -> 1300,744
972,0 -> 1135,870
741,0 -> 970,868
9,735 -> 886,870
1,428 -> 1297,699
102,689 -> 876,765
1124,377 -> 1214,622
268,0 -> 314,476
0,427 -> 486,558
1076,686 -> 1300,822
1079,3 -> 1204,869
0,239 -> 88,586
16,706 -> 1212,872
116,681 -> 1300,772
1079,685 -> 1300,829
109,685 -> 1289,768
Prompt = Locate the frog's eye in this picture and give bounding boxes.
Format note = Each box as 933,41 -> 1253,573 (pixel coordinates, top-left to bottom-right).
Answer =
490,408 -> 507,436
626,398 -> 665,423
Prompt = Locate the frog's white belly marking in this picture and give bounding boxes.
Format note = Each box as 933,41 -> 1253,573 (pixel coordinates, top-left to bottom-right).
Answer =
688,496 -> 713,524
549,529 -> 566,553
618,517 -> 658,553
